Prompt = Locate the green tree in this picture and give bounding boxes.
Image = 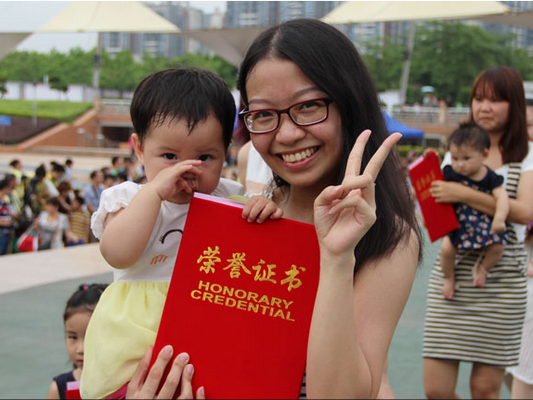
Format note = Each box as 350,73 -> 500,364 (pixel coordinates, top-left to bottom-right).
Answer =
408,22 -> 533,105
0,72 -> 7,99
0,51 -> 48,83
174,53 -> 238,89
361,39 -> 404,92
99,50 -> 144,93
48,48 -> 93,85
49,76 -> 69,99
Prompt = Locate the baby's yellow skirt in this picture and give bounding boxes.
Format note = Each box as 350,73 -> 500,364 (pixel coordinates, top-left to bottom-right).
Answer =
80,281 -> 169,399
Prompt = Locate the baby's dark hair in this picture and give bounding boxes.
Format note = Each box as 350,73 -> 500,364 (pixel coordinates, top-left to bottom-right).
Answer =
130,67 -> 236,150
63,283 -> 108,322
448,121 -> 490,153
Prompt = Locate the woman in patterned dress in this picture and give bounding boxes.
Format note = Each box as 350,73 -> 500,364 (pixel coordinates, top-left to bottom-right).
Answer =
423,66 -> 533,399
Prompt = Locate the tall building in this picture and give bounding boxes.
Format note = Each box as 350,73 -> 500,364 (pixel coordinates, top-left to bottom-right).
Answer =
226,1 -> 339,27
483,1 -> 533,53
100,1 -> 217,60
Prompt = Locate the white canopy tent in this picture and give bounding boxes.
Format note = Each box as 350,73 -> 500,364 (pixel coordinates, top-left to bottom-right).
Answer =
321,1 -> 511,25
37,1 -> 181,89
321,1 -> 512,105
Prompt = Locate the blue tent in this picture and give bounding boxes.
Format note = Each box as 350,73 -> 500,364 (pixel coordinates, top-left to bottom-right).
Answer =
382,111 -> 424,139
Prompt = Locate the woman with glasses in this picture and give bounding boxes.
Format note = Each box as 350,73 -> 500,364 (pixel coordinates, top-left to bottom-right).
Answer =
235,18 -> 421,399
128,18 -> 422,399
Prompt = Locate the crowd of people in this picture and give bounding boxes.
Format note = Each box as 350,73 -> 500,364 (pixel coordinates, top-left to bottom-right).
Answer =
2,17 -> 533,400
0,155 -> 142,254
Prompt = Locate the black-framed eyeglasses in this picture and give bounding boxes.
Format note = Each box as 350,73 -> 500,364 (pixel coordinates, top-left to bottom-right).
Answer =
239,98 -> 333,134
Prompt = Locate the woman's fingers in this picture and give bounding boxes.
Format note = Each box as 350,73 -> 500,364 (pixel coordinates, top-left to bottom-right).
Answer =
157,352 -> 191,399
362,132 -> 402,181
196,387 -> 206,400
127,346 -> 154,397
328,190 -> 376,223
138,345 -> 174,398
344,129 -> 371,178
344,130 -> 402,182
314,185 -> 345,210
176,364 -> 195,399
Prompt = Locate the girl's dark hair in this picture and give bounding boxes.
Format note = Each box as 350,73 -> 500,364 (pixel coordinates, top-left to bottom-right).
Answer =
131,67 -> 236,150
63,283 -> 108,322
469,65 -> 528,164
448,122 -> 490,153
46,197 -> 61,209
237,18 -> 422,270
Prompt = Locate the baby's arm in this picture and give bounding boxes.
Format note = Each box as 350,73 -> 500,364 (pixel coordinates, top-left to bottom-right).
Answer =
491,185 -> 509,234
100,160 -> 202,269
242,195 -> 283,224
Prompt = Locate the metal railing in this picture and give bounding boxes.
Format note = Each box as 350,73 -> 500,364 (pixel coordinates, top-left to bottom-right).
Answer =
391,105 -> 470,127
99,99 -> 131,116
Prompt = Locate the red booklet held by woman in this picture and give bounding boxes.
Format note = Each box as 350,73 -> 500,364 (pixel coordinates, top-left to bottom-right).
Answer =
151,193 -> 320,399
408,150 -> 459,242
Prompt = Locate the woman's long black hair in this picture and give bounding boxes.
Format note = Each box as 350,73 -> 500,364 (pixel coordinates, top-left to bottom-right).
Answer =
238,19 -> 422,270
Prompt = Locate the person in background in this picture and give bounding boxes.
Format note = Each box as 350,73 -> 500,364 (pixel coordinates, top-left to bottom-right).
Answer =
0,177 -> 14,255
34,197 -> 78,250
8,159 -> 23,186
49,162 -> 65,187
68,196 -> 91,246
439,122 -> 510,299
505,97 -> 533,399
110,156 -> 124,177
57,181 -> 74,215
64,159 -> 74,184
46,284 -> 108,400
27,164 -> 59,217
82,170 -> 104,215
7,160 -> 26,216
237,140 -> 274,196
424,66 -> 533,399
103,174 -> 117,189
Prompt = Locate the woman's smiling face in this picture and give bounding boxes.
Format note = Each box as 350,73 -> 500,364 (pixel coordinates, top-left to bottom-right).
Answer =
245,58 -> 343,191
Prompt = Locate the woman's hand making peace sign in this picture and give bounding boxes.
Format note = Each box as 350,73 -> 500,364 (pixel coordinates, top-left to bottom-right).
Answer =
314,130 -> 403,262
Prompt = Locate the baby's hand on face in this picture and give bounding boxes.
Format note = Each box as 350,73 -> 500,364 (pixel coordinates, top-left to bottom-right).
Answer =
242,195 -> 283,224
491,219 -> 506,234
149,160 -> 203,201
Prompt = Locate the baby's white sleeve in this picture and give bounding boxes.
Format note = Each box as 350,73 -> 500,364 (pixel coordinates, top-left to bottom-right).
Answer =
90,181 -> 141,239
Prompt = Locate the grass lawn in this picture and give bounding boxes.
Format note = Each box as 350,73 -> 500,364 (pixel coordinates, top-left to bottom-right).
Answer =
0,100 -> 93,122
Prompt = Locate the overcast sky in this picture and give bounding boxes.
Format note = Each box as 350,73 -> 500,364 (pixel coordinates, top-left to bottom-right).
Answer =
0,1 -> 227,53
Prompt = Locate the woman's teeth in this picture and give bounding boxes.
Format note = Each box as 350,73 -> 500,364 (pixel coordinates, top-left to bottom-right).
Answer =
281,147 -> 317,163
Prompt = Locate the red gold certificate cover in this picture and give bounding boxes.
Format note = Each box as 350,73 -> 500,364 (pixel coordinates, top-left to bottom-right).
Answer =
408,151 -> 459,242
151,193 -> 320,399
